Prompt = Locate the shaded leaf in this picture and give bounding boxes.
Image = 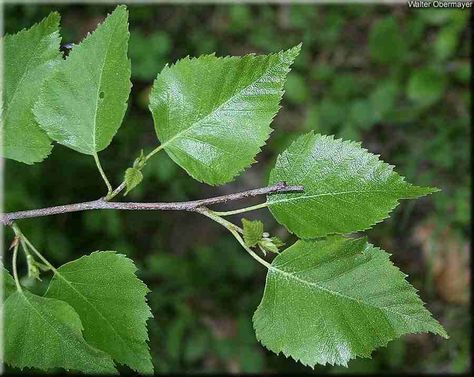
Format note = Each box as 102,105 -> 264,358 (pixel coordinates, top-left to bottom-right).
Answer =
407,67 -> 446,106
285,72 -> 310,104
369,80 -> 399,121
34,5 -> 131,155
267,132 -> 438,238
45,251 -> 153,373
253,236 -> 448,368
434,25 -> 459,60
348,100 -> 376,130
129,30 -> 171,80
3,291 -> 116,373
369,16 -> 406,64
149,45 -> 300,185
1,12 -> 61,164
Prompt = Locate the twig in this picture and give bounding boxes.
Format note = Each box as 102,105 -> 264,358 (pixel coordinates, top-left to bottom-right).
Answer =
1,182 -> 303,225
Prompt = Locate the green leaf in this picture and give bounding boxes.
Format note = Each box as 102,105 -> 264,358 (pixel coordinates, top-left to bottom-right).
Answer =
407,67 -> 446,106
253,236 -> 448,368
258,239 -> 279,254
129,30 -> 171,80
34,5 -> 131,155
149,44 -> 301,185
267,132 -> 438,238
45,251 -> 153,373
269,236 -> 285,249
454,61 -> 470,84
124,167 -> 143,195
1,12 -> 61,164
2,266 -> 17,299
348,100 -> 376,130
242,218 -> 264,247
369,16 -> 406,65
257,236 -> 285,255
4,291 -> 116,373
434,25 -> 459,61
285,72 -> 310,104
369,80 -> 399,121
26,254 -> 41,280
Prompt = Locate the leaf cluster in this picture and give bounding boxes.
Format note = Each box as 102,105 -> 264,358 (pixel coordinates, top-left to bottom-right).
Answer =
1,4 -> 448,373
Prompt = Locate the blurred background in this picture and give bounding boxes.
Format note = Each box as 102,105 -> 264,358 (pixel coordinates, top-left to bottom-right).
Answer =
3,2 -> 471,374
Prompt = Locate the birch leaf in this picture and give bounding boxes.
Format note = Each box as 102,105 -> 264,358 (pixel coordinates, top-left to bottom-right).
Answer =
45,251 -> 153,373
267,132 -> 438,238
253,236 -> 448,368
1,12 -> 61,164
242,218 -> 264,247
149,45 -> 300,185
2,266 -> 16,300
33,5 -> 131,155
3,291 -> 116,373
124,167 -> 143,195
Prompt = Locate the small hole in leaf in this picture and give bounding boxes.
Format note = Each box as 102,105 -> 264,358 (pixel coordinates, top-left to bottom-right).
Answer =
99,91 -> 105,99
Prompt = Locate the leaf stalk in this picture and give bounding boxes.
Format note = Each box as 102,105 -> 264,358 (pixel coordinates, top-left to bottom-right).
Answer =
93,153 -> 113,195
11,236 -> 23,292
197,208 -> 272,269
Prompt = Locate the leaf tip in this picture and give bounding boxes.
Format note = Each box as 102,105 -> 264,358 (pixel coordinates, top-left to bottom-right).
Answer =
288,42 -> 302,55
47,11 -> 61,27
406,184 -> 440,199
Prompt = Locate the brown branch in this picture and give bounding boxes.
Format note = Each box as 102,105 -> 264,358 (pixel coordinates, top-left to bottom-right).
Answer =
1,182 -> 303,226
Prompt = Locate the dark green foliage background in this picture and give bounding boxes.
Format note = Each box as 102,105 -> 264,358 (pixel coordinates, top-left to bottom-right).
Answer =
3,3 -> 470,374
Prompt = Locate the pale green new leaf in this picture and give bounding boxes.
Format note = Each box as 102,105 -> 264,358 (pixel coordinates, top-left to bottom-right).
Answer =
269,236 -> 285,249
268,132 -> 438,238
1,12 -> 61,164
45,251 -> 153,373
149,44 -> 301,185
253,236 -> 448,368
124,167 -> 143,195
3,291 -> 116,373
34,5 -> 131,155
258,239 -> 279,254
242,218 -> 264,247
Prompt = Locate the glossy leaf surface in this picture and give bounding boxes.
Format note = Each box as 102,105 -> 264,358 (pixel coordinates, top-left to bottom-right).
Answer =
149,45 -> 300,185
267,132 -> 438,238
253,236 -> 448,367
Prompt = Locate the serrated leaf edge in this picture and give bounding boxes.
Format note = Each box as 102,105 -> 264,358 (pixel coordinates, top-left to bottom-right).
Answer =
2,12 -> 61,164
149,44 -> 301,186
4,290 -> 117,373
252,237 -> 448,368
45,250 -> 153,373
33,5 -> 132,155
267,131 -> 439,238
